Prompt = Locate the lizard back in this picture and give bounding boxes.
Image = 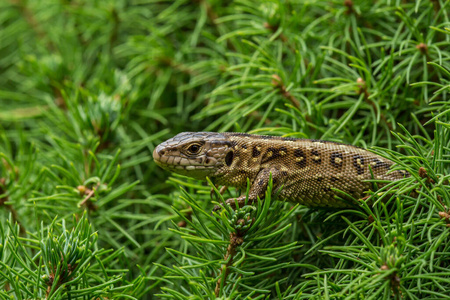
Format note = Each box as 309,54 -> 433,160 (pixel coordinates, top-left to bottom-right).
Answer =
221,133 -> 407,207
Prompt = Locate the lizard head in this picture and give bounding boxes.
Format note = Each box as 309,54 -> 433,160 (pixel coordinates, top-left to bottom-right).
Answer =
153,132 -> 233,179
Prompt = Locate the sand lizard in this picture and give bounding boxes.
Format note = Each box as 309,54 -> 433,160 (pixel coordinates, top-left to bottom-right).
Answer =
153,132 -> 409,208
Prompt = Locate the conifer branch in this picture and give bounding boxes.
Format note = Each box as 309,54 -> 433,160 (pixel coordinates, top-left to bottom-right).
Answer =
215,232 -> 244,297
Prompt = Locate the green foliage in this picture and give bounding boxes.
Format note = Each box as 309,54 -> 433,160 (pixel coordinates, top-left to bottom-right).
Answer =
0,0 -> 449,299
159,180 -> 303,298
0,213 -> 134,299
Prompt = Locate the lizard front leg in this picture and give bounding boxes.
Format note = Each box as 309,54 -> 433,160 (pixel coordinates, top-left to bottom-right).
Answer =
215,167 -> 282,211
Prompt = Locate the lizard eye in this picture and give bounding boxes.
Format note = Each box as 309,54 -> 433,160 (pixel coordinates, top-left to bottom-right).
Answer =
187,144 -> 201,154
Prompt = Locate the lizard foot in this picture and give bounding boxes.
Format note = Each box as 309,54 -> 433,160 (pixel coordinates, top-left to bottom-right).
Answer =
213,197 -> 248,213
210,185 -> 229,200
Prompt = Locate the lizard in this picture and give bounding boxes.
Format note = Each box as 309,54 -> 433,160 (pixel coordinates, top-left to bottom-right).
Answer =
152,132 -> 409,208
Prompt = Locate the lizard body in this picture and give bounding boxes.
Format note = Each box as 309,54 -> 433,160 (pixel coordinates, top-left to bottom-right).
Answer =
153,132 -> 409,208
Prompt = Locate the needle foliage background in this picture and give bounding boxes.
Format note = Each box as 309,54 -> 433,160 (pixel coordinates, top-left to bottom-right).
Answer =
1,0 -> 449,299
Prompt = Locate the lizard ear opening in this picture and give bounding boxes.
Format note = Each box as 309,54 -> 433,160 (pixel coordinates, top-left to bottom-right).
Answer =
225,151 -> 234,166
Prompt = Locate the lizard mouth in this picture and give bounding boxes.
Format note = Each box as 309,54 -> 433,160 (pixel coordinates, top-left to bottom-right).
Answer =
164,164 -> 215,170
153,146 -> 215,170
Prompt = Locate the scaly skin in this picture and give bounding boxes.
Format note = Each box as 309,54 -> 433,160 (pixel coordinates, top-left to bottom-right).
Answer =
153,132 -> 409,208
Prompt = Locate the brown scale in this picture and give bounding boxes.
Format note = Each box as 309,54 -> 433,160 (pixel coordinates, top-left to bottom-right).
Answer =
153,132 -> 408,208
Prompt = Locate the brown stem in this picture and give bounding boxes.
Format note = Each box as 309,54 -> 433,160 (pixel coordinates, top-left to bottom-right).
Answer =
109,8 -> 120,48
79,188 -> 95,206
191,0 -> 236,52
438,211 -> 450,227
5,204 -> 26,235
158,57 -> 200,77
0,180 -> 26,235
215,232 -> 243,297
344,0 -> 354,15
11,0 -> 55,51
46,262 -> 78,298
271,75 -> 301,109
78,183 -> 99,211
198,0 -> 218,25
356,77 -> 392,130
264,23 -> 296,54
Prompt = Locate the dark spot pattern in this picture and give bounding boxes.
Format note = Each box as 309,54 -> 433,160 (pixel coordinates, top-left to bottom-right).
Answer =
281,171 -> 288,176
241,144 -> 247,149
252,146 -> 261,157
294,149 -> 307,168
205,158 -> 210,164
323,187 -> 331,192
330,152 -> 344,168
261,147 -> 280,163
261,147 -> 287,163
353,155 -> 365,175
397,170 -> 410,177
258,179 -> 264,186
225,151 -> 234,166
331,176 -> 338,182
311,150 -> 321,164
317,176 -> 323,182
371,158 -> 391,170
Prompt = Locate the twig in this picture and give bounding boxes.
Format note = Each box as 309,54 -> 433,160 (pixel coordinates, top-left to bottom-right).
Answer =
10,0 -> 55,51
356,77 -> 392,130
0,178 -> 26,235
264,23 -> 296,54
271,75 -> 301,109
78,183 -> 100,211
215,232 -> 244,297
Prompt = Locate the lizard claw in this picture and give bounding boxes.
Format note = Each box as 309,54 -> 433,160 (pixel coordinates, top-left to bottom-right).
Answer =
210,185 -> 219,200
212,204 -> 223,212
210,185 -> 229,200
212,195 -> 255,214
219,186 -> 228,195
212,198 -> 238,214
